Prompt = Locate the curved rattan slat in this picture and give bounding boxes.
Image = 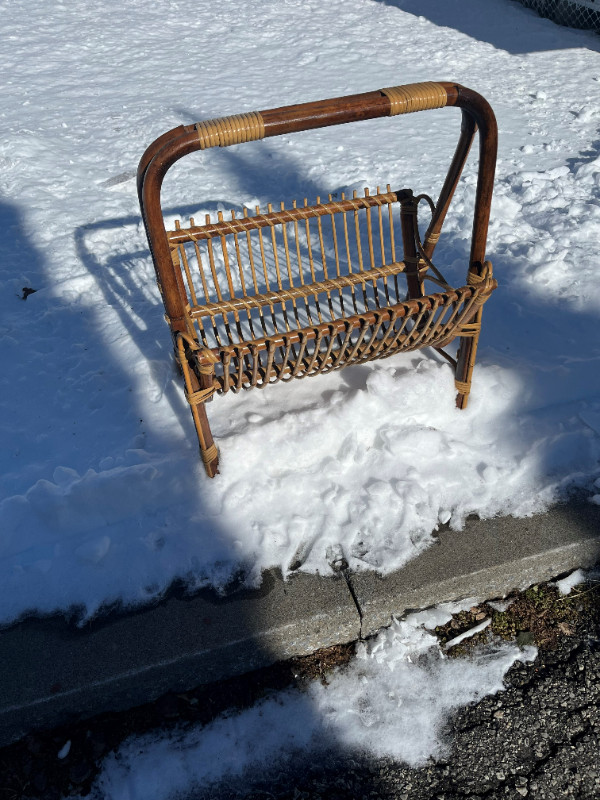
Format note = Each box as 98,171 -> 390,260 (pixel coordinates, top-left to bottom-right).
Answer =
204,282 -> 495,395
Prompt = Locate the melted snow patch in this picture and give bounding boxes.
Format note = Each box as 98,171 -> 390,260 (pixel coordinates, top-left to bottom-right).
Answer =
85,612 -> 536,800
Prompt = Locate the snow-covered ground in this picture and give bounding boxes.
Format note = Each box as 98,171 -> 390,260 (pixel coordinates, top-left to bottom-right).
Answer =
2,0 -> 600,624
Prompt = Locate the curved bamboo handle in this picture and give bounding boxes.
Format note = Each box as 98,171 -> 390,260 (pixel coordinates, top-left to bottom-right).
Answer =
189,82 -> 449,151
138,82 -> 496,336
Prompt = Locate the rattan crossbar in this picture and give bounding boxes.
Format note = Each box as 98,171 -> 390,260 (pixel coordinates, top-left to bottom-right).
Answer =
186,262 -> 407,320
138,81 -> 498,477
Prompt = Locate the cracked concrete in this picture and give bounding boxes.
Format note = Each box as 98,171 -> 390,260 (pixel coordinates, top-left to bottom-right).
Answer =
348,499 -> 600,638
202,601 -> 600,799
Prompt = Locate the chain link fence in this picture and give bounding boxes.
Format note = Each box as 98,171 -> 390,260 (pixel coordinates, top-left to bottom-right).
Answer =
518,0 -> 600,30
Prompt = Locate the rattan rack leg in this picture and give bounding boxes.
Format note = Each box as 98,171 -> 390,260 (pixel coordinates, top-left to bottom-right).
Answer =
177,335 -> 220,477
454,306 -> 483,409
454,261 -> 494,408
190,374 -> 220,478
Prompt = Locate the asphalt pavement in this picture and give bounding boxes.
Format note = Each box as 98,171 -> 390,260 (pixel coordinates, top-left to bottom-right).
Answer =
201,580 -> 600,800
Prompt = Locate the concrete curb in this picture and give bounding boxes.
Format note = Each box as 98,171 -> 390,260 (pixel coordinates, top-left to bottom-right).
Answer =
349,500 -> 600,637
0,500 -> 598,747
0,571 -> 359,747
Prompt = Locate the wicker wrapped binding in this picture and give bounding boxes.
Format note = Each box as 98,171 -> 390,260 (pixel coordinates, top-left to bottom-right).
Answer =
138,82 -> 498,477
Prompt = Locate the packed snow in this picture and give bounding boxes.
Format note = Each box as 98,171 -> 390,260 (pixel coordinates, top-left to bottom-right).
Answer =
1,0 -> 600,624
80,604 -> 536,800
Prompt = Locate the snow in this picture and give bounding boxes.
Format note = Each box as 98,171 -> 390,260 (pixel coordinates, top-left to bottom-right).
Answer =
553,567 -> 587,595
488,598 -> 515,612
405,596 -> 483,629
444,618 -> 492,650
1,0 -> 600,624
81,608 -> 536,800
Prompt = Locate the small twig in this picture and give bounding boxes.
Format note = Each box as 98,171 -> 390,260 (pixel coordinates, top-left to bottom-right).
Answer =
558,581 -> 600,602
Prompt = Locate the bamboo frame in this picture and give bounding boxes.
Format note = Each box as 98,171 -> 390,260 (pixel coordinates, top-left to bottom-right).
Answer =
138,82 -> 498,477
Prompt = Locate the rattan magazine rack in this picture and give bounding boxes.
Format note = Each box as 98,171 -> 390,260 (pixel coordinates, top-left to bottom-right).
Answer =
138,82 -> 497,477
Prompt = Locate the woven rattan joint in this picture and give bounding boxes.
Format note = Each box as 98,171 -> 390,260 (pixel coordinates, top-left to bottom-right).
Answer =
138,81 -> 498,477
